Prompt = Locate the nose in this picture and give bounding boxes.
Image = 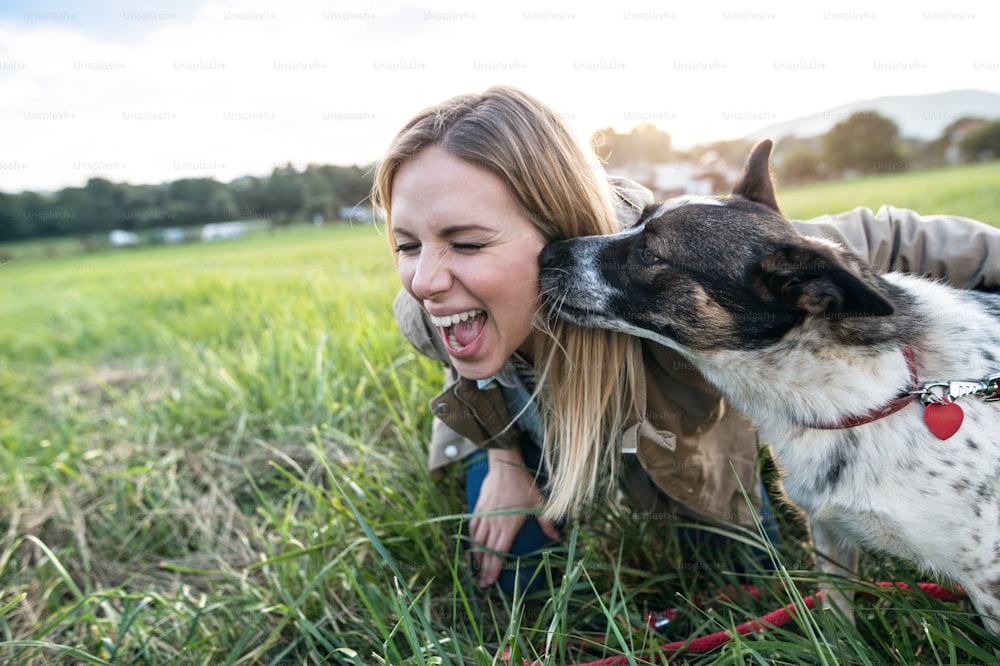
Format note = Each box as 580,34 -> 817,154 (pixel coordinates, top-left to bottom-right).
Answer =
409,249 -> 453,300
538,239 -> 571,270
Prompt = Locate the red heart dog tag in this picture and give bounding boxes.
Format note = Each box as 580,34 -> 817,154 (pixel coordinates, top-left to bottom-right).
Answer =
924,400 -> 964,440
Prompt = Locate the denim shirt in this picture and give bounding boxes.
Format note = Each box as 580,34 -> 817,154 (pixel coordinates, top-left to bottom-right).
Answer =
476,355 -> 543,450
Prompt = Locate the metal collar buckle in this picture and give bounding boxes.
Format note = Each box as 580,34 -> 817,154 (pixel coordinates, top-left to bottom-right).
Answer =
913,374 -> 1000,405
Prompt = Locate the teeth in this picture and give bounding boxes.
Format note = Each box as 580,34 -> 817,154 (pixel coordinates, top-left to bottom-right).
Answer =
429,309 -> 483,328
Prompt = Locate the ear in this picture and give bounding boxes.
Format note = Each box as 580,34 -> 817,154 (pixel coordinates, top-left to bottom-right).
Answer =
752,244 -> 895,317
732,139 -> 779,212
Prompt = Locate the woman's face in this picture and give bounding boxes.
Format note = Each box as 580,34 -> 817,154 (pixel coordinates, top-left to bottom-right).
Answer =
391,146 -> 546,379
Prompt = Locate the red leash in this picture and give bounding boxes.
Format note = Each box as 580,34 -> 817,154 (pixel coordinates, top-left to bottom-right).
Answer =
508,582 -> 965,665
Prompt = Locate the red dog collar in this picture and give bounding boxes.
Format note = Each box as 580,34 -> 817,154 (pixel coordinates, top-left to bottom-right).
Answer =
810,344 -> 918,430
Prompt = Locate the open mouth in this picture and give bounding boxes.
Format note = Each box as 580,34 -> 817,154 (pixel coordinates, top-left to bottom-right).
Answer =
429,309 -> 487,352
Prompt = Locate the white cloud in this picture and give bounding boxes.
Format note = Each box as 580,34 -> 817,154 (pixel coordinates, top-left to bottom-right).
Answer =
1,0 -> 998,192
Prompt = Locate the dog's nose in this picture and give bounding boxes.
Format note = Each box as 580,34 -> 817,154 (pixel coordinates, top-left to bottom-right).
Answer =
539,241 -> 567,269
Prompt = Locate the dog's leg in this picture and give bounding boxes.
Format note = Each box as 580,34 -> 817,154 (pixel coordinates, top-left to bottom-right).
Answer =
957,581 -> 1000,637
957,584 -> 1000,660
810,521 -> 859,625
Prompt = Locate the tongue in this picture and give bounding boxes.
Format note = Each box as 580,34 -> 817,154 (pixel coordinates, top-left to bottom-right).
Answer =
452,313 -> 486,346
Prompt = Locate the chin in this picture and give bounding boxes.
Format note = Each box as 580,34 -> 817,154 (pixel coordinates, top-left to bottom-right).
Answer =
452,356 -> 504,381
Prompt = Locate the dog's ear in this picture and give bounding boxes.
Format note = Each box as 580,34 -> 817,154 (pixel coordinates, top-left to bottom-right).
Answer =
732,139 -> 779,212
752,244 -> 895,317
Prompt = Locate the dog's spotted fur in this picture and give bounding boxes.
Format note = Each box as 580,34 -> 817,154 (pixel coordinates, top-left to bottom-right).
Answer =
540,140 -> 1000,632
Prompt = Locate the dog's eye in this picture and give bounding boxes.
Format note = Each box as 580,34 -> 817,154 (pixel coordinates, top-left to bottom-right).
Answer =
637,247 -> 660,265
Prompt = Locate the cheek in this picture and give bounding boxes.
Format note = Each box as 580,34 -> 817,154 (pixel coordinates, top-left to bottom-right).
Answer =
509,284 -> 544,329
505,260 -> 541,299
395,260 -> 416,294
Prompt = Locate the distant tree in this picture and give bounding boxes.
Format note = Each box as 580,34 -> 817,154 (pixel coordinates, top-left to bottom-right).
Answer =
823,111 -> 905,175
773,135 -> 824,184
168,178 -> 234,225
0,192 -> 26,241
206,186 -> 239,221
922,116 -> 986,165
120,184 -> 172,230
19,190 -> 66,237
57,188 -> 95,233
303,167 -> 337,221
329,164 -> 375,211
231,175 -> 270,220
940,116 -> 984,140
303,164 -> 373,220
84,177 -> 126,226
684,138 -> 755,166
266,164 -> 305,219
778,148 -> 823,184
959,120 -> 1000,161
41,178 -> 127,234
592,123 -> 672,166
0,159 -> 378,242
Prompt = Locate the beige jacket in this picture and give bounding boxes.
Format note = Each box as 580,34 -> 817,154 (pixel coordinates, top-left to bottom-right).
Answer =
394,205 -> 1000,527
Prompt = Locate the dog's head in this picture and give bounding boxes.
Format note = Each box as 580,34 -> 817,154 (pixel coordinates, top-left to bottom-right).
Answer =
539,140 -> 895,352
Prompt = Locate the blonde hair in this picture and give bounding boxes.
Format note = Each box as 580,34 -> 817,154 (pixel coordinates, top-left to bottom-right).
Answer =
372,85 -> 640,520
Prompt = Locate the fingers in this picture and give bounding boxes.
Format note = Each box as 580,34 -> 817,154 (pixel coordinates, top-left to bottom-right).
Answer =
477,552 -> 501,588
469,512 -> 562,588
538,516 -> 561,542
468,467 -> 561,588
469,513 -> 519,587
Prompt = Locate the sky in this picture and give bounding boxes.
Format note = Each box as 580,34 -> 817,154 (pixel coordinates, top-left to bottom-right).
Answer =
1,0 -> 998,193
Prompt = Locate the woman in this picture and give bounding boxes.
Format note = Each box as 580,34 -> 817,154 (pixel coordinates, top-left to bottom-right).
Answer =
372,85 -> 1000,593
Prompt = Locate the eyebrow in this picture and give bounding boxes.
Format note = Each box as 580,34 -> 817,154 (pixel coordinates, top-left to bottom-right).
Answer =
441,224 -> 494,236
392,224 -> 495,240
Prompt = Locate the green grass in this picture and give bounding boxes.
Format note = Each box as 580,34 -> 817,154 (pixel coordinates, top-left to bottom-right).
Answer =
2,165 -> 1000,664
777,160 -> 1000,225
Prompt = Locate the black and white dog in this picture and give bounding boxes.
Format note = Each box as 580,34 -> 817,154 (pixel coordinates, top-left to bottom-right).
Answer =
539,140 -> 1000,632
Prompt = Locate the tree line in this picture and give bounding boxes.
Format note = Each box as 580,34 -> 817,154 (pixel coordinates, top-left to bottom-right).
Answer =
2,110 -> 998,244
0,163 -> 373,243
593,111 -> 1000,185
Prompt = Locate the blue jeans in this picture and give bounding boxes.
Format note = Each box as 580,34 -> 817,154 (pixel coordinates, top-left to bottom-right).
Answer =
465,446 -> 782,595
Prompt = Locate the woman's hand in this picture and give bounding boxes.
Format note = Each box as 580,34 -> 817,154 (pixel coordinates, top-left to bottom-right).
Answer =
469,447 -> 560,587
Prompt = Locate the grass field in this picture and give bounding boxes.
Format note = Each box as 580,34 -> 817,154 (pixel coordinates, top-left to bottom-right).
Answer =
776,160 -> 1000,225
1,163 -> 1000,664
